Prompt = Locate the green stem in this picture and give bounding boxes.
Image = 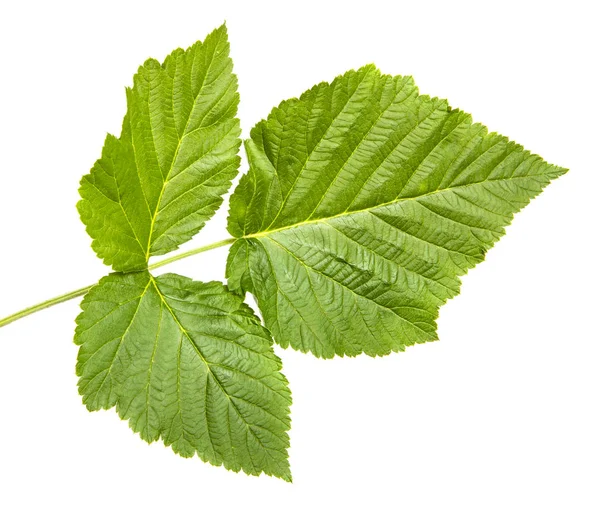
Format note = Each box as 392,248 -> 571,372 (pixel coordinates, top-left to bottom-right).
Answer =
0,237 -> 236,329
147,237 -> 235,270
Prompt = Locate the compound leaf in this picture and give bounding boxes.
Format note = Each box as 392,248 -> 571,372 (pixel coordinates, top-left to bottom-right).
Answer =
226,65 -> 566,358
78,24 -> 241,272
74,271 -> 292,481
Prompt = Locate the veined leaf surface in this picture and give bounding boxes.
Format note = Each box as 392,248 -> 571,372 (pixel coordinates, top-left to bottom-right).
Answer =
78,24 -> 241,272
75,272 -> 291,480
226,65 -> 566,358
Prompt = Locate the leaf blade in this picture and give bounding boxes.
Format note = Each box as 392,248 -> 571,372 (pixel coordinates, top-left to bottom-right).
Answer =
75,271 -> 292,480
226,65 -> 566,358
79,24 -> 241,271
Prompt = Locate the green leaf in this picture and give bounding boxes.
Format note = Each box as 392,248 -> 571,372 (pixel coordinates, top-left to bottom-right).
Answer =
78,24 -> 241,272
74,271 -> 292,481
226,65 -> 567,358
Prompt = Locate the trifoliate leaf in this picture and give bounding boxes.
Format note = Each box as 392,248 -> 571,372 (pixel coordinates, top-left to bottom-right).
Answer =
78,24 -> 241,272
74,271 -> 292,480
226,65 -> 566,358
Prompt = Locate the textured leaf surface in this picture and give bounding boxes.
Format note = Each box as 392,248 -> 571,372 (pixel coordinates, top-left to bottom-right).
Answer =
79,24 -> 241,271
75,272 -> 291,480
226,65 -> 566,358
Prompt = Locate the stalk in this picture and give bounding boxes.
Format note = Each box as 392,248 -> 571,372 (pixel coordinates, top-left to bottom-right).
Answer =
0,237 -> 235,329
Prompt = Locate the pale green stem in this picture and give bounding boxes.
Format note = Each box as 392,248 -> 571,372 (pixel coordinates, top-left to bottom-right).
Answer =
0,237 -> 236,329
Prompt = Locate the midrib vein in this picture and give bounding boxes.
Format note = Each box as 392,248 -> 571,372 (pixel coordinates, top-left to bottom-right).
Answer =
144,112 -> 198,259
150,277 -> 266,457
242,174 -> 540,240
144,42 -> 219,260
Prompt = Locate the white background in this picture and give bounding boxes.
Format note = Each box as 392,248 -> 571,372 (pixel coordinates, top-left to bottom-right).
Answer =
0,1 -> 598,508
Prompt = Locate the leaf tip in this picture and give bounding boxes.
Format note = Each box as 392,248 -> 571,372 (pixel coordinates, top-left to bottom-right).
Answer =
279,469 -> 293,483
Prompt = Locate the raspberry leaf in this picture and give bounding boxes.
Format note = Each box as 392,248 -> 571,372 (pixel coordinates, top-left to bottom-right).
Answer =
75,271 -> 292,480
226,65 -> 566,358
78,24 -> 241,272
